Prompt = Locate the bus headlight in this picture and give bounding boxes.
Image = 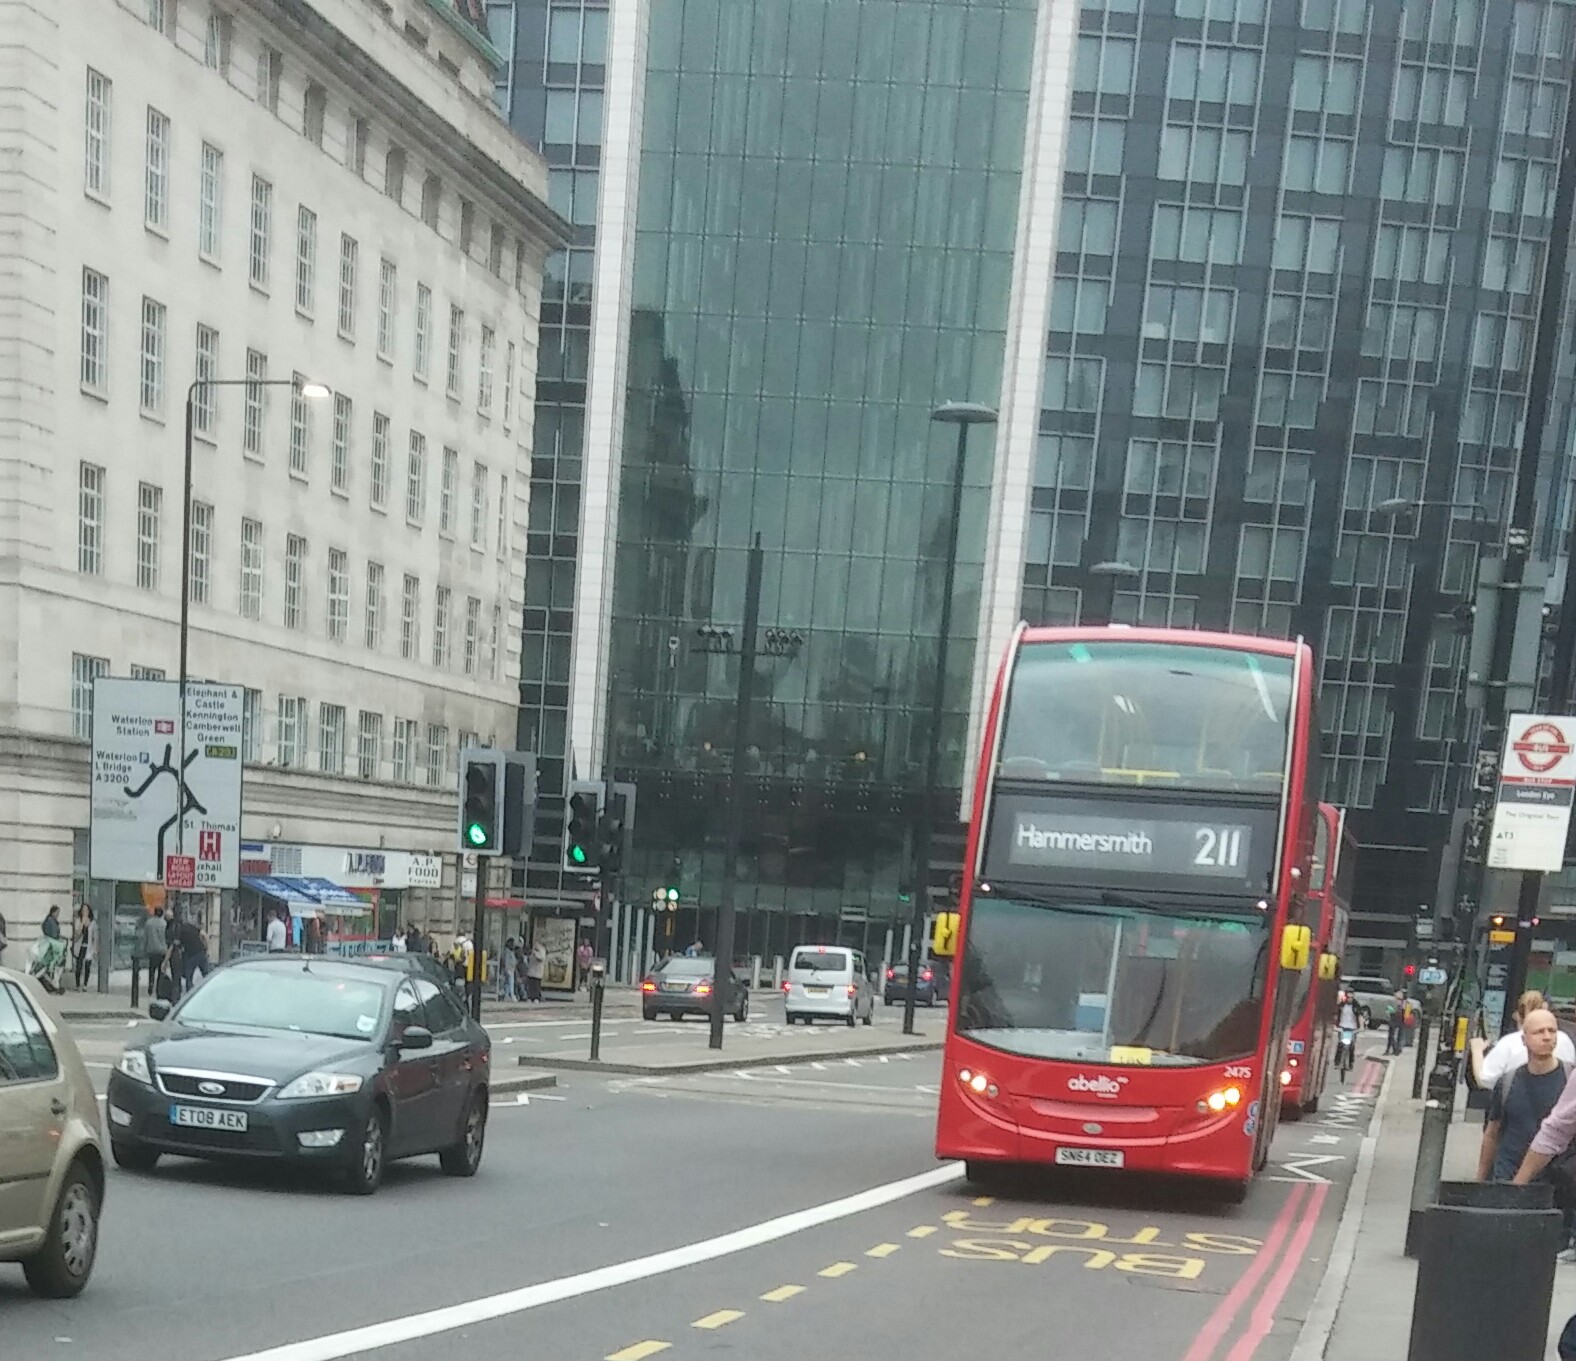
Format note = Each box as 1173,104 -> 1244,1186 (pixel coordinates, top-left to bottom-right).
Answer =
958,1068 -> 997,1099
1279,1070 -> 1292,1086
1204,1086 -> 1245,1113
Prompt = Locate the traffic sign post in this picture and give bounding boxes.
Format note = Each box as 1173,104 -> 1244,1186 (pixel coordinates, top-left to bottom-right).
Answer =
164,855 -> 196,890
1488,715 -> 1576,872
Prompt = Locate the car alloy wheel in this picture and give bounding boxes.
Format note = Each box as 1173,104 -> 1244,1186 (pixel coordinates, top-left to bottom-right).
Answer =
58,1181 -> 96,1279
346,1108 -> 387,1195
442,1092 -> 486,1177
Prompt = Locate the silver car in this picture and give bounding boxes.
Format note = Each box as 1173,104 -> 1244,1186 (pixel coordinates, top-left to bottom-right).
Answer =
0,967 -> 106,1296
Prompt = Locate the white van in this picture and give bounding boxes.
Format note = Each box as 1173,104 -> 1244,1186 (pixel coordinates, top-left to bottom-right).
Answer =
783,946 -> 876,1027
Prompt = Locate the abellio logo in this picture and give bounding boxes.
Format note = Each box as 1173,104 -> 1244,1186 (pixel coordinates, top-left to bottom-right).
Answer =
1067,1074 -> 1128,1098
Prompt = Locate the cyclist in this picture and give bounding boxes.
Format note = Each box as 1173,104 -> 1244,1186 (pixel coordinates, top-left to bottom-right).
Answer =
1335,991 -> 1361,1075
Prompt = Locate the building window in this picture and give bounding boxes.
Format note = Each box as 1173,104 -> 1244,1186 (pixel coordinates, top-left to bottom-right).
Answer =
364,561 -> 384,649
129,664 -> 166,681
392,718 -> 417,783
496,473 -> 509,555
139,296 -> 166,416
414,284 -> 432,379
318,704 -> 345,774
446,305 -> 464,399
384,145 -> 406,204
188,500 -> 212,604
249,175 -> 272,289
80,267 -> 108,394
337,235 -> 357,339
463,596 -> 480,677
205,11 -> 232,72
243,348 -> 266,457
199,142 -> 223,261
424,723 -> 447,786
192,323 -> 219,436
303,83 -> 326,148
136,482 -> 161,591
330,392 -> 351,494
146,0 -> 171,35
258,46 -> 281,114
502,341 -> 515,428
350,116 -> 368,176
78,462 -> 104,575
326,548 -> 349,642
295,206 -> 317,315
370,411 -> 389,509
289,376 -> 310,476
242,687 -> 262,760
377,258 -> 396,358
284,533 -> 306,628
421,172 -> 442,228
488,223 -> 505,275
84,69 -> 111,199
240,518 -> 263,619
277,695 -> 303,768
433,586 -> 451,668
357,711 -> 382,780
71,654 -> 109,740
400,574 -> 420,660
406,431 -> 427,523
477,326 -> 495,415
470,462 -> 487,546
144,107 -> 170,231
459,199 -> 475,253
489,604 -> 501,679
439,447 -> 457,533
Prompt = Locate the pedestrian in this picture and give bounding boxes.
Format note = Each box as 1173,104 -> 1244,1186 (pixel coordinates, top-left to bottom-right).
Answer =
683,938 -> 702,958
40,904 -> 62,939
525,938 -> 545,1002
1402,995 -> 1418,1049
265,907 -> 288,953
71,904 -> 94,990
498,938 -> 518,1001
577,938 -> 594,989
1479,1009 -> 1569,1184
1476,990 -> 1576,1086
165,909 -> 184,1001
388,926 -> 407,954
405,924 -> 423,956
143,906 -> 170,999
177,914 -> 211,992
1385,991 -> 1405,1055
1513,1020 -> 1576,1263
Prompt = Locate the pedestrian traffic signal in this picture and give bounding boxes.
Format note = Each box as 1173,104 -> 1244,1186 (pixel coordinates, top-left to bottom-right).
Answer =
458,748 -> 505,855
1403,963 -> 1416,978
564,781 -> 602,871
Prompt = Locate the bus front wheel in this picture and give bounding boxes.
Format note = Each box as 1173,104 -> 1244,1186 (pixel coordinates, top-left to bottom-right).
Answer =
1220,1179 -> 1249,1206
965,1160 -> 1008,1189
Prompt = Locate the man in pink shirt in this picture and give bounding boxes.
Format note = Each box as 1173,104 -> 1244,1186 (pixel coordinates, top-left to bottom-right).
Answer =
1513,1052 -> 1576,1262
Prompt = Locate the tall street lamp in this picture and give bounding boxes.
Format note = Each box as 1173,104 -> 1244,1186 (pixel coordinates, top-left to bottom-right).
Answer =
902,401 -> 998,1036
175,376 -> 329,871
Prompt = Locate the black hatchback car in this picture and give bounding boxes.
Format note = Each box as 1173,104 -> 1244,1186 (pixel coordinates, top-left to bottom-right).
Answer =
640,956 -> 749,1022
104,956 -> 490,1194
883,963 -> 939,1006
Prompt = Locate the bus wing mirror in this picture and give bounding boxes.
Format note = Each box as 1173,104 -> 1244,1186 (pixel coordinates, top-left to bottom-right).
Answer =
1280,925 -> 1312,971
1317,952 -> 1339,982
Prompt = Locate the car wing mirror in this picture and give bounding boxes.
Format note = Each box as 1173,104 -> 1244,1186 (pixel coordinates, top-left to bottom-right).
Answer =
398,1025 -> 433,1051
149,999 -> 172,1021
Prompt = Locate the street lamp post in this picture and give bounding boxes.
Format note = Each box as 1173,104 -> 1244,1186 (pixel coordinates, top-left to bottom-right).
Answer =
175,377 -> 328,874
903,402 -> 997,1037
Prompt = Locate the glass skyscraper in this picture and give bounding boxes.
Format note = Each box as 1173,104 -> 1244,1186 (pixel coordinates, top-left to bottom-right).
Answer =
497,0 -> 1576,973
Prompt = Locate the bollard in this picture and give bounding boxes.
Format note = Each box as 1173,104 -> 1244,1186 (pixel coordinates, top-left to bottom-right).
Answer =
1411,1014 -> 1433,1100
588,961 -> 607,1062
751,955 -> 762,990
131,960 -> 141,1010
1405,1098 -> 1452,1257
1407,1180 -> 1561,1361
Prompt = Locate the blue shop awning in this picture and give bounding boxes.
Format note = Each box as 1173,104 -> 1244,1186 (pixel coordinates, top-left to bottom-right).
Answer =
241,875 -> 367,917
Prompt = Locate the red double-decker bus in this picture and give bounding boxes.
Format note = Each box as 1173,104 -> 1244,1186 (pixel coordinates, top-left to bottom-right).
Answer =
936,625 -> 1321,1200
1279,804 -> 1354,1115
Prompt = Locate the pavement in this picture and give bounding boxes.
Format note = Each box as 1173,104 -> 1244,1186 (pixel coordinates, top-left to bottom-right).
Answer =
6,1013 -> 1387,1361
1302,1046 -> 1576,1361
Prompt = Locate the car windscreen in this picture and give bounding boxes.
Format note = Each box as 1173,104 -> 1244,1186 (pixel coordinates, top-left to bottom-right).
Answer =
792,950 -> 849,973
175,968 -> 389,1041
657,959 -> 712,979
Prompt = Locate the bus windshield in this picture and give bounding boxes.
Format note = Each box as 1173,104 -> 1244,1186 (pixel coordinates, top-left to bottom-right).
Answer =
955,896 -> 1269,1066
996,641 -> 1293,795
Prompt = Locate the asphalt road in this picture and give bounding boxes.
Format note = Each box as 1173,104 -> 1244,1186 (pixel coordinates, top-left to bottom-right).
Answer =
4,1022 -> 1387,1361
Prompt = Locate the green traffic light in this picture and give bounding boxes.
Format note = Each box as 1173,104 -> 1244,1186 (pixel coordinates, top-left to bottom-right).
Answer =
465,822 -> 488,847
570,845 -> 587,865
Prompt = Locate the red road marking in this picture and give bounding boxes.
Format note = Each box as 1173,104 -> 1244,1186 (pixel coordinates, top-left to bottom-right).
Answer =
1221,1182 -> 1331,1361
1178,1182 -> 1310,1361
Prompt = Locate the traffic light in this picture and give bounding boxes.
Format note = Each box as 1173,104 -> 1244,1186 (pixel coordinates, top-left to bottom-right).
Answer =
564,781 -> 602,871
598,791 -> 627,875
1403,963 -> 1416,979
458,748 -> 505,855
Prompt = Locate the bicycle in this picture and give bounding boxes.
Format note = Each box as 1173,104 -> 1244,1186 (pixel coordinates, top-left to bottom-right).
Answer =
1335,1026 -> 1357,1083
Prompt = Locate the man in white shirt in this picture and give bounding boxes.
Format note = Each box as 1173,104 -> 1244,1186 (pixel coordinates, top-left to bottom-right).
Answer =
265,909 -> 287,953
1476,989 -> 1576,1086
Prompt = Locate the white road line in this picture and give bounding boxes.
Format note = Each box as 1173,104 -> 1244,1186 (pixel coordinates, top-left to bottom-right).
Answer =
774,1065 -> 791,1074
877,1056 -> 889,1064
216,1164 -> 964,1361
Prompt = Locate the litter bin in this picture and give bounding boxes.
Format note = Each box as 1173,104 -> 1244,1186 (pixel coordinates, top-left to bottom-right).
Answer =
1407,1180 -> 1562,1361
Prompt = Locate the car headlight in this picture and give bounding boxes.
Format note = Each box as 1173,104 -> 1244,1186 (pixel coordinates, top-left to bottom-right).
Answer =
116,1050 -> 152,1085
278,1071 -> 364,1100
